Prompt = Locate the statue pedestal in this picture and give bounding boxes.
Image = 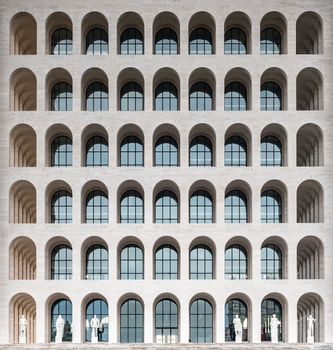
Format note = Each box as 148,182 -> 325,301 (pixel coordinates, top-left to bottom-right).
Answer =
307,335 -> 314,344
235,335 -> 242,343
91,334 -> 98,343
55,335 -> 62,344
19,335 -> 26,344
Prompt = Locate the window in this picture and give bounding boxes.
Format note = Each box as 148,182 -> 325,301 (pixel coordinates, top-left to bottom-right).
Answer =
51,82 -> 72,111
51,28 -> 72,55
85,135 -> 108,167
120,28 -> 143,54
85,299 -> 108,342
261,244 -> 282,279
189,28 -> 213,54
155,136 -> 178,166
51,190 -> 72,223
155,28 -> 178,54
120,82 -> 143,111
189,190 -> 213,223
261,298 -> 282,341
261,190 -> 282,223
225,244 -> 248,279
120,190 -> 144,223
86,244 -> 108,280
120,244 -> 143,280
225,190 -> 247,223
155,245 -> 178,279
120,299 -> 144,343
225,299 -> 248,341
261,136 -> 282,166
85,190 -> 108,223
154,82 -> 178,111
261,27 -> 282,54
190,299 -> 213,343
120,136 -> 143,166
224,27 -> 247,54
51,136 -> 72,167
155,190 -> 179,223
86,82 -> 108,111
189,82 -> 213,111
51,299 -> 72,342
51,244 -> 72,280
86,28 -> 108,54
155,299 -> 178,343
261,82 -> 282,110
190,244 -> 213,279
225,82 -> 247,111
189,136 -> 213,166
225,136 -> 247,166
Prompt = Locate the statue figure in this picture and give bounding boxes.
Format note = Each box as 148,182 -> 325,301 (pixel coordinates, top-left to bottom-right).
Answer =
233,314 -> 242,343
270,314 -> 281,343
307,314 -> 316,343
55,315 -> 65,343
19,315 -> 27,344
90,315 -> 100,343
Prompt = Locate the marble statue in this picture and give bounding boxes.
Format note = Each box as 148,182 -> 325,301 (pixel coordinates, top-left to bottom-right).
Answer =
233,314 -> 243,343
19,315 -> 27,344
55,315 -> 65,343
90,315 -> 100,343
270,314 -> 281,343
307,314 -> 316,343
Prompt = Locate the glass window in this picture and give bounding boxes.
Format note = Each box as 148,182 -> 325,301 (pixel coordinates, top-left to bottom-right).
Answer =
225,299 -> 248,342
189,136 -> 213,166
155,299 -> 178,343
261,298 -> 282,341
85,190 -> 108,223
51,136 -> 72,167
86,28 -> 108,55
190,299 -> 213,343
261,82 -> 282,111
224,27 -> 247,54
120,190 -> 144,223
120,299 -> 144,343
51,28 -> 72,55
86,82 -> 108,111
85,244 -> 108,280
51,190 -> 72,223
190,190 -> 213,223
155,190 -> 179,223
225,190 -> 247,223
120,136 -> 143,167
120,28 -> 144,55
261,135 -> 282,166
155,245 -> 178,279
51,82 -> 72,111
189,28 -> 213,54
154,82 -> 178,111
120,82 -> 143,111
225,244 -> 248,280
260,27 -> 282,54
261,244 -> 282,279
155,136 -> 178,166
190,244 -> 213,279
51,299 -> 72,342
154,28 -> 178,54
189,82 -> 213,111
51,244 -> 72,280
261,190 -> 282,223
225,82 -> 247,111
120,244 -> 143,280
225,136 -> 247,166
85,299 -> 109,342
85,135 -> 108,167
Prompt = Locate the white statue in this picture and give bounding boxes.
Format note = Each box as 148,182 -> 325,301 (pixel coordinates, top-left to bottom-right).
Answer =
270,314 -> 281,343
19,315 -> 27,344
55,315 -> 65,343
90,315 -> 100,343
233,314 -> 242,343
307,314 -> 316,343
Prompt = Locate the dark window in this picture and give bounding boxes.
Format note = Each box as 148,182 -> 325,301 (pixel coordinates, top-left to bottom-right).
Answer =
155,28 -> 178,54
261,135 -> 282,166
120,82 -> 143,111
225,299 -> 248,341
85,190 -> 108,223
85,299 -> 108,342
155,299 -> 178,343
261,27 -> 282,54
154,82 -> 178,111
155,190 -> 179,223
224,27 -> 247,54
85,135 -> 108,167
225,136 -> 247,166
155,245 -> 178,279
261,190 -> 282,223
189,82 -> 213,111
51,244 -> 72,280
225,82 -> 247,111
86,244 -> 108,280
225,190 -> 248,223
120,244 -> 144,280
190,190 -> 213,223
120,136 -> 143,166
51,190 -> 72,223
51,299 -> 72,342
120,299 -> 144,342
261,82 -> 282,110
120,190 -> 144,223
120,28 -> 144,55
261,244 -> 282,279
190,244 -> 213,279
51,28 -> 72,55
86,82 -> 108,111
225,244 -> 247,279
189,136 -> 213,166
190,299 -> 213,343
261,298 -> 282,341
189,28 -> 213,54
51,82 -> 72,111
86,28 -> 108,54
51,136 -> 72,167
155,136 -> 178,166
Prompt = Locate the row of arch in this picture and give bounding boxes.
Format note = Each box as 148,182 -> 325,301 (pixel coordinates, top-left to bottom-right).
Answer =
10,66 -> 323,111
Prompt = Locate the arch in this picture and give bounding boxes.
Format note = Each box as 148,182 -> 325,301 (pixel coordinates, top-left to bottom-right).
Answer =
119,297 -> 144,342
297,180 -> 323,223
10,12 -> 36,54
118,180 -> 144,223
10,68 -> 36,111
261,123 -> 287,166
297,123 -> 323,166
225,68 -> 251,110
189,123 -> 215,166
118,237 -> 144,280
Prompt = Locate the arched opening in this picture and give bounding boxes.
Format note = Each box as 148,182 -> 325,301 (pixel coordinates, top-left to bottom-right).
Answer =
297,123 -> 323,166
189,237 -> 215,279
189,68 -> 215,111
118,12 -> 144,55
297,180 -> 323,223
119,297 -> 144,342
189,180 -> 215,223
10,68 -> 36,111
118,180 -> 144,223
225,123 -> 251,166
225,68 -> 251,110
118,237 -> 144,280
225,180 -> 251,223
10,12 -> 36,54
118,124 -> 144,167
261,180 -> 287,223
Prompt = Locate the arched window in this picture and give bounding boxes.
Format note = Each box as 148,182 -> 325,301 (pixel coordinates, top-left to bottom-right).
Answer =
155,299 -> 178,343
154,82 -> 178,111
261,82 -> 282,110
225,82 -> 247,111
120,28 -> 144,55
224,27 -> 247,54
120,190 -> 144,223
190,244 -> 213,279
225,190 -> 247,223
225,244 -> 247,279
155,190 -> 179,223
120,136 -> 143,166
189,28 -> 213,54
85,299 -> 108,342
225,136 -> 247,166
225,299 -> 248,341
155,28 -> 178,54
85,190 -> 108,223
261,136 -> 282,166
51,299 -> 72,341
190,190 -> 213,223
85,135 -> 108,167
189,136 -> 213,166
190,299 -> 213,343
189,82 -> 213,111
51,82 -> 72,111
51,244 -> 72,280
120,82 -> 143,111
261,298 -> 282,341
261,244 -> 282,279
120,299 -> 144,342
51,136 -> 72,167
51,28 -> 73,55
51,190 -> 72,223
86,244 -> 108,280
120,244 -> 143,279
155,136 -> 178,166
155,245 -> 178,279
261,190 -> 282,223
86,28 -> 108,54
86,82 -> 109,111
261,27 -> 282,54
